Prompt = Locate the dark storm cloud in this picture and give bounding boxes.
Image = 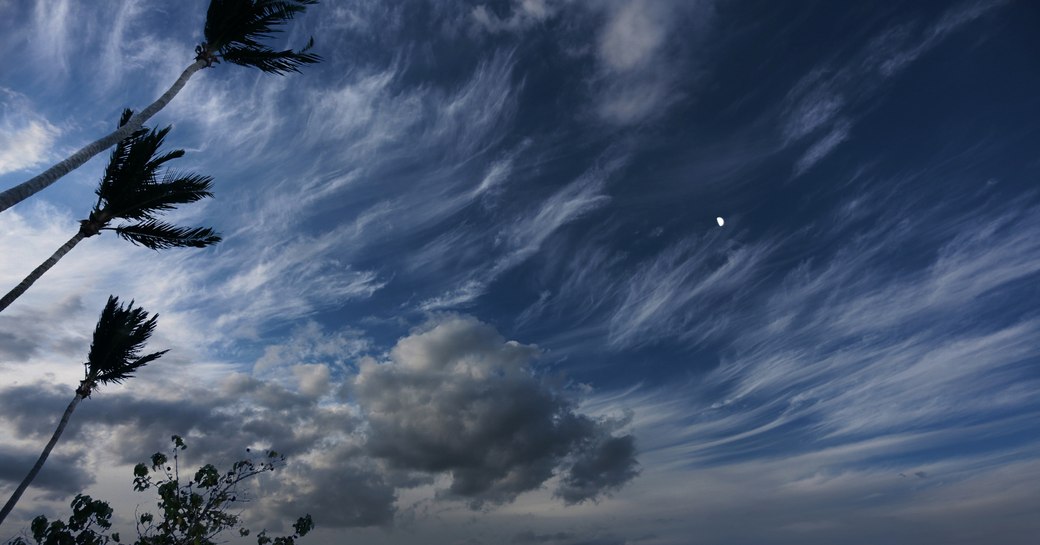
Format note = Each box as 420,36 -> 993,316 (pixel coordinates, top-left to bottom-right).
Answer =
556,434 -> 639,504
0,296 -> 86,364
0,383 -> 230,454
0,358 -> 395,528
0,448 -> 93,498
351,316 -> 638,507
512,530 -> 627,545
254,446 -> 397,529
0,329 -> 38,363
0,377 -> 360,493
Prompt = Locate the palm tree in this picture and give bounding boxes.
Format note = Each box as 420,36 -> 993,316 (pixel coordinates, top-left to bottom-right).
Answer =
0,0 -> 321,214
0,296 -> 168,528
0,110 -> 221,314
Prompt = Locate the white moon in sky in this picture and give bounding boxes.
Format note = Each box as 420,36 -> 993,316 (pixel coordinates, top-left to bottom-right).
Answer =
716,217 -> 725,227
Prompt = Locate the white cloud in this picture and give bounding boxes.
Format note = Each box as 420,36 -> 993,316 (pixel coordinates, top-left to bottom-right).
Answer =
590,0 -> 708,126
0,202 -> 124,315
97,0 -> 148,90
293,363 -> 332,398
472,0 -> 562,33
30,0 -> 74,73
875,0 -> 1007,77
497,162 -> 614,268
793,120 -> 851,175
781,72 -> 845,143
0,89 -> 60,176
596,1 -> 668,73
211,232 -> 387,337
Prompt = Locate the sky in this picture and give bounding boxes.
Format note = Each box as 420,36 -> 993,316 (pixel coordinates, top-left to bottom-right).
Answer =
1,0 -> 1039,543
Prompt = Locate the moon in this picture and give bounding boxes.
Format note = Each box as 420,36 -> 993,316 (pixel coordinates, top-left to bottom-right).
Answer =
716,217 -> 725,227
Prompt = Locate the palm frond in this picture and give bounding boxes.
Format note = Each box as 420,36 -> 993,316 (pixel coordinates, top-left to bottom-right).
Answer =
96,124 -> 182,215
114,221 -> 222,250
121,125 -> 175,184
219,39 -> 320,73
146,149 -> 186,172
97,110 -> 150,205
87,296 -> 168,386
108,173 -> 215,221
203,0 -> 321,74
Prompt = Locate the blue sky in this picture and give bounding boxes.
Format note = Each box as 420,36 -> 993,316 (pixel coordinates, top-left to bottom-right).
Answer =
1,0 -> 1039,543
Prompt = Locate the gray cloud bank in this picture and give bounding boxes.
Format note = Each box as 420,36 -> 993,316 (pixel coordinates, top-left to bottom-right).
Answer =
352,316 -> 638,507
0,316 -> 637,529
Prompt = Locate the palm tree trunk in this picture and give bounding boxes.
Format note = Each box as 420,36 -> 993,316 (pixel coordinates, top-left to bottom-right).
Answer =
0,59 -> 208,214
0,393 -> 83,528
0,230 -> 87,313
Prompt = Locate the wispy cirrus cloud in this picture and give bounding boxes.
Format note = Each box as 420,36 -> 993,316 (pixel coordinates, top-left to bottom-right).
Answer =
781,0 -> 1008,175
29,0 -> 75,75
470,0 -> 711,126
420,156 -> 620,311
872,0 -> 1009,77
608,235 -> 773,349
566,396 -> 1040,545
471,0 -> 561,34
701,195 -> 1040,441
208,231 -> 387,338
602,185 -> 1040,467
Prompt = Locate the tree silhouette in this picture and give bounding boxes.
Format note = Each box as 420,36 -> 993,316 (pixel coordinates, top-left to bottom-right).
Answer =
5,437 -> 314,545
0,0 -> 321,214
0,110 -> 220,314
0,296 -> 167,528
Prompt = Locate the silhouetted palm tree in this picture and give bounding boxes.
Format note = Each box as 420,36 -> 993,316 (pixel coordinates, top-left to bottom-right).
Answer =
0,0 -> 321,213
0,296 -> 168,528
0,110 -> 221,314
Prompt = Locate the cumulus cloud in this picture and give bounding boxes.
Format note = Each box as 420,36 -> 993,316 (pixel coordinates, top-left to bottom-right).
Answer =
254,320 -> 371,375
351,316 -> 638,507
251,445 -> 397,528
